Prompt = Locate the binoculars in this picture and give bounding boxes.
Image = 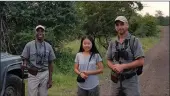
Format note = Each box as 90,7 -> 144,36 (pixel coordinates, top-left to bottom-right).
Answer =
114,48 -> 129,61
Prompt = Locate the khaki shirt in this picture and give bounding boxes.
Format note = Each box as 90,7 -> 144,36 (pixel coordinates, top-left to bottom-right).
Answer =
21,40 -> 56,70
106,33 -> 144,74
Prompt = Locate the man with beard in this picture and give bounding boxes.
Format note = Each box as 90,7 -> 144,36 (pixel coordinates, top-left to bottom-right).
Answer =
21,25 -> 56,96
106,16 -> 145,96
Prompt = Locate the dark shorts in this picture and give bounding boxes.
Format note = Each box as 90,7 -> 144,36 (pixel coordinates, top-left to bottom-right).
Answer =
77,85 -> 99,96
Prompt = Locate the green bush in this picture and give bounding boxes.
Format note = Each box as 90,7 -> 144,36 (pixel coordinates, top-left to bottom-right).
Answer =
131,14 -> 160,37
54,48 -> 75,74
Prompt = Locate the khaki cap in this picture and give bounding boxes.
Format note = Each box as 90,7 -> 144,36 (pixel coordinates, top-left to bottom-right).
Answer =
115,16 -> 128,23
35,25 -> 45,31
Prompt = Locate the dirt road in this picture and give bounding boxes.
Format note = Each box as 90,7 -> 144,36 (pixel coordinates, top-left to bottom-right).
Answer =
100,26 -> 169,96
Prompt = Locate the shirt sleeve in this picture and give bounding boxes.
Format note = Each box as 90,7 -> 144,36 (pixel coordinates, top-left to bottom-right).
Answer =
48,45 -> 56,62
106,41 -> 114,60
96,54 -> 102,63
21,43 -> 30,59
74,53 -> 79,64
133,38 -> 145,59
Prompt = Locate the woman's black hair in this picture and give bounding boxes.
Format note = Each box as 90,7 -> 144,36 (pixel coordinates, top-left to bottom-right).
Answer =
78,35 -> 100,56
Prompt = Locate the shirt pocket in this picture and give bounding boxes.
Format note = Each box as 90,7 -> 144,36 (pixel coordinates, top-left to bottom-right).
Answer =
125,47 -> 134,60
111,46 -> 117,60
44,50 -> 50,62
29,51 -> 36,61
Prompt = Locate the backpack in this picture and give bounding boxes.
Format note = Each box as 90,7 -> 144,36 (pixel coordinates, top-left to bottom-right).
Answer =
129,35 -> 143,75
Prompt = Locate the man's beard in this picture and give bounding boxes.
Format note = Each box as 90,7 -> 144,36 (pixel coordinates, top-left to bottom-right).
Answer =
118,31 -> 126,35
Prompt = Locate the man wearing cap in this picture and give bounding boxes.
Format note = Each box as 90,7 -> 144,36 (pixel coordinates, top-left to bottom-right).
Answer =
106,16 -> 144,96
21,25 -> 56,96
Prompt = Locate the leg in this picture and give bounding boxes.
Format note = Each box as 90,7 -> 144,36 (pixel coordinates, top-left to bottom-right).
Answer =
77,86 -> 88,96
123,75 -> 140,96
38,71 -> 49,96
110,81 -> 120,96
88,85 -> 100,96
28,73 -> 39,96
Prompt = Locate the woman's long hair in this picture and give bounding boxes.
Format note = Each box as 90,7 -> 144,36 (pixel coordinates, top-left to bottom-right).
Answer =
78,36 -> 100,57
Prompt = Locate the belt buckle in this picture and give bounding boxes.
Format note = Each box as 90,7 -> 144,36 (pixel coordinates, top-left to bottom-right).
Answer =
38,69 -> 42,72
123,75 -> 127,80
120,74 -> 126,80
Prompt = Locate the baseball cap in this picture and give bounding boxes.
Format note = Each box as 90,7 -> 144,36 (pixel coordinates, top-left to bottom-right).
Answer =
35,25 -> 45,31
115,16 -> 128,23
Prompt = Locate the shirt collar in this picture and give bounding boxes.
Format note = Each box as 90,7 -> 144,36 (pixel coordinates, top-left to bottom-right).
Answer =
116,32 -> 131,42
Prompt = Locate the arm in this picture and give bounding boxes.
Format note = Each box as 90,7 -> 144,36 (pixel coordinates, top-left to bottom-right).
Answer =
123,38 -> 145,69
106,41 -> 115,70
84,61 -> 104,75
21,43 -> 30,69
48,61 -> 53,81
48,45 -> 56,88
74,63 -> 88,79
74,53 -> 88,79
74,53 -> 81,75
74,63 -> 81,75
107,59 -> 114,70
122,57 -> 144,69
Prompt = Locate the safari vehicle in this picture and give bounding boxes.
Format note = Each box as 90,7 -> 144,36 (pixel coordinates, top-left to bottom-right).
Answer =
0,52 -> 26,96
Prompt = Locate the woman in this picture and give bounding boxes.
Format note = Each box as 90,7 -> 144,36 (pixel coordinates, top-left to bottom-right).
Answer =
74,36 -> 104,96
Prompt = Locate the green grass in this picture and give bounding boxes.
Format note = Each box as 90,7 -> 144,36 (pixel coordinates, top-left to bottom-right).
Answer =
140,36 -> 160,53
64,40 -> 80,54
25,74 -> 77,96
48,73 -> 77,96
24,36 -> 160,96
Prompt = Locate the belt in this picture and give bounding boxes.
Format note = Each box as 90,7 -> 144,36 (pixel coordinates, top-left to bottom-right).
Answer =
38,69 -> 47,72
28,68 -> 47,76
119,72 -> 136,81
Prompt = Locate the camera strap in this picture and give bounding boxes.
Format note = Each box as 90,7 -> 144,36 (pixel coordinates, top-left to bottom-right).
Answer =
35,41 -> 46,65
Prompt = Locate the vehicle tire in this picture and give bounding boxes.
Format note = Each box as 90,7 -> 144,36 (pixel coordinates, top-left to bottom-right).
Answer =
4,74 -> 23,96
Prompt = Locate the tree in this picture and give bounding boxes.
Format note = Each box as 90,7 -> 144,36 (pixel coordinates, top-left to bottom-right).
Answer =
155,10 -> 164,17
155,10 -> 169,26
135,13 -> 158,37
76,1 -> 143,49
0,1 -> 78,54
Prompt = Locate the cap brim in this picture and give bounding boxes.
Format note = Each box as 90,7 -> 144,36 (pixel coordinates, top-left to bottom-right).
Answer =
115,20 -> 125,23
36,27 -> 45,31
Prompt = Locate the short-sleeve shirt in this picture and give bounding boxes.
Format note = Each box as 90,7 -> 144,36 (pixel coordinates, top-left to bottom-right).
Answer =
21,40 -> 56,70
106,32 -> 144,74
75,52 -> 102,90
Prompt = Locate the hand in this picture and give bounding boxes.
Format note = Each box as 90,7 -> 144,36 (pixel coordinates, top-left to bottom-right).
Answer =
47,79 -> 52,89
111,64 -> 118,72
113,64 -> 125,74
82,71 -> 90,75
21,63 -> 27,70
80,72 -> 88,79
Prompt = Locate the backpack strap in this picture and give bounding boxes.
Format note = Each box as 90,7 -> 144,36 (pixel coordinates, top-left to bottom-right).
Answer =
129,35 -> 136,60
124,39 -> 129,49
115,40 -> 119,51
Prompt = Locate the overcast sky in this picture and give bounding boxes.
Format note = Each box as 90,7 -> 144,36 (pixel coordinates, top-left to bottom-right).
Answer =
137,2 -> 169,16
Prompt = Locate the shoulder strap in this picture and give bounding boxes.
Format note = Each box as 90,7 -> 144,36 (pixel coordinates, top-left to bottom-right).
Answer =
86,53 -> 93,71
115,40 -> 119,51
124,39 -> 129,49
129,35 -> 136,59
